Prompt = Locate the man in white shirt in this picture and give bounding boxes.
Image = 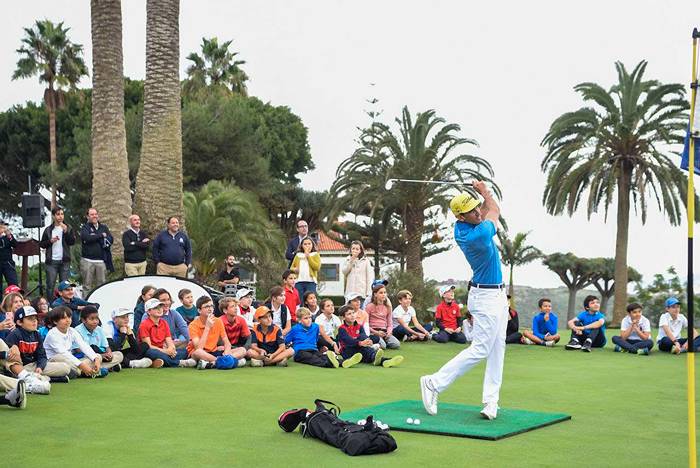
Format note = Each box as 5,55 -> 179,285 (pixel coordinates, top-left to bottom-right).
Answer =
611,303 -> 654,355
657,297 -> 699,354
39,207 -> 76,297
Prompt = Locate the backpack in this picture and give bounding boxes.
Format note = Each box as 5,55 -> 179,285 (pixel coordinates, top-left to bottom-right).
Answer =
282,399 -> 397,456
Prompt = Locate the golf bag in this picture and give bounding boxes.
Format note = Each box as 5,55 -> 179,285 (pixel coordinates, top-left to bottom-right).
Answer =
279,399 -> 397,456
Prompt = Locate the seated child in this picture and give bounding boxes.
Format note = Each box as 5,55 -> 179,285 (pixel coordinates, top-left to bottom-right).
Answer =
391,290 -> 432,342
3,306 -> 71,393
521,298 -> 560,346
51,281 -> 99,327
75,306 -> 124,372
462,310 -> 474,342
565,295 -> 606,352
337,306 -> 403,368
0,377 -> 25,409
247,306 -> 295,367
657,297 -> 700,353
282,270 -> 301,323
345,292 -> 372,339
505,298 -> 523,344
235,288 -> 256,328
188,296 -> 246,370
220,297 -> 251,348
176,288 -> 198,323
366,283 -> 400,349
266,286 -> 292,336
105,308 -> 156,368
314,298 -> 341,353
433,285 -> 467,344
152,288 -> 189,348
305,291 -> 321,320
612,303 -> 654,355
43,306 -> 108,378
284,308 -> 359,368
138,298 -> 196,368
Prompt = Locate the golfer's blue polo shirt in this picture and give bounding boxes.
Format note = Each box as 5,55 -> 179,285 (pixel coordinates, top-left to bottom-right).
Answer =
455,219 -> 502,285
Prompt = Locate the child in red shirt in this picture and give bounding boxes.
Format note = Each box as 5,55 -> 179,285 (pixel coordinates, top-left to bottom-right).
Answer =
282,269 -> 301,323
434,285 -> 467,344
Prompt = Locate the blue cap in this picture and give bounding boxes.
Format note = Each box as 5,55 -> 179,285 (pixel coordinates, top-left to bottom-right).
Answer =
665,297 -> 680,307
57,280 -> 77,291
215,355 -> 237,370
371,279 -> 388,289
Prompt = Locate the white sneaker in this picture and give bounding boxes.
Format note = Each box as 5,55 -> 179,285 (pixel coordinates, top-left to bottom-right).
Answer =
237,358 -> 247,368
480,402 -> 499,420
544,340 -> 555,347
522,337 -> 533,345
196,359 -> 208,370
250,359 -> 264,367
26,376 -> 51,395
420,376 -> 439,415
178,358 -> 197,368
6,380 -> 26,409
129,358 -> 153,368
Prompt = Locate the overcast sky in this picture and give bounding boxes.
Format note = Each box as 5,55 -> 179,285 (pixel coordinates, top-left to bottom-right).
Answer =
2,1 -> 698,289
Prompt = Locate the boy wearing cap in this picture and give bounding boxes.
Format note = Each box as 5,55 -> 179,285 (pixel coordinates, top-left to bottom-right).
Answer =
266,286 -> 292,336
565,295 -> 606,352
3,306 -> 69,392
75,306 -> 124,372
152,288 -> 190,348
219,297 -> 251,349
236,288 -> 256,327
138,298 -> 196,368
282,270 -> 301,323
248,306 -> 295,367
188,296 -> 246,370
346,292 -> 372,339
51,281 -> 99,327
105,308 -> 155,368
612,303 -> 654,355
657,297 -> 700,353
284,308 -> 358,368
433,285 -> 467,344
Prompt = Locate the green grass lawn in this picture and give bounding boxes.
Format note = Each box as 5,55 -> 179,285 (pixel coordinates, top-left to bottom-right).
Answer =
10,339 -> 699,468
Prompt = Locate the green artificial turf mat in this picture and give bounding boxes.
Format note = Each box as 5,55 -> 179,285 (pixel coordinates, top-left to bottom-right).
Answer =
342,400 -> 570,440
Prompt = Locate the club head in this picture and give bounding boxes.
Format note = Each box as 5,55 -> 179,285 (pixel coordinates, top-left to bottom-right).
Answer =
384,179 -> 395,190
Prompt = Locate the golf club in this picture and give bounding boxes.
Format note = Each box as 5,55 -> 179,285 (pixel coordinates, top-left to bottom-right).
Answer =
384,178 -> 472,190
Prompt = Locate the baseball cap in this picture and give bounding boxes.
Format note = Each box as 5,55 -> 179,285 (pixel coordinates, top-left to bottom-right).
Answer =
57,281 -> 77,292
111,307 -> 133,319
235,288 -> 253,300
439,285 -> 456,296
345,292 -> 364,304
450,193 -> 480,216
254,305 -> 271,320
15,306 -> 37,321
4,285 -> 24,295
665,297 -> 680,307
144,298 -> 163,310
371,279 -> 388,289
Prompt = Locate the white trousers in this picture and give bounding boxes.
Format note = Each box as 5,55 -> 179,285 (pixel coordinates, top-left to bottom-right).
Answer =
428,287 -> 508,404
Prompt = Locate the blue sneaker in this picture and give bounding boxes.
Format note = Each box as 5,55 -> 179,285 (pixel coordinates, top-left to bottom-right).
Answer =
96,368 -> 109,378
613,344 -> 621,353
637,348 -> 650,355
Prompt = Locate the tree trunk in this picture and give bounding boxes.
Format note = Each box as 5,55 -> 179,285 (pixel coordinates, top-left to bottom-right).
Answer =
47,88 -> 57,209
90,0 -> 132,261
134,0 -> 183,236
611,163 -> 632,326
508,265 -> 515,306
600,293 -> 611,316
405,205 -> 424,280
567,287 -> 577,321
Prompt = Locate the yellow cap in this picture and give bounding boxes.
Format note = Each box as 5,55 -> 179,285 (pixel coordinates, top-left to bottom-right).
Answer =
450,193 -> 480,216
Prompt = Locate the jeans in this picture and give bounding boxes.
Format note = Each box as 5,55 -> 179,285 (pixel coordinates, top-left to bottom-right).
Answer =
658,336 -> 700,352
570,320 -> 606,347
45,261 -> 70,297
145,348 -> 188,367
433,330 -> 467,344
293,349 -> 334,368
0,261 -> 17,292
506,332 -> 523,344
295,281 -> 317,304
611,336 -> 654,352
392,323 -> 433,341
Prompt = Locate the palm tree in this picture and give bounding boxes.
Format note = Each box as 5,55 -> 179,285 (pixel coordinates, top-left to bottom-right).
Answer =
184,37 -> 249,98
134,0 -> 184,235
497,230 -> 542,305
541,60 -> 693,325
329,106 -> 499,280
184,181 -> 285,280
90,0 -> 132,260
12,19 -> 88,208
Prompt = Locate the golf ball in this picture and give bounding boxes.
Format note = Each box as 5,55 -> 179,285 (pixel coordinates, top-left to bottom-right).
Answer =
406,417 -> 414,424
414,418 -> 421,425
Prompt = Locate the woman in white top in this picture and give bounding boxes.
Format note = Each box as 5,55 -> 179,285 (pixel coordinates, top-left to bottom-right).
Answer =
291,237 -> 321,303
341,241 -> 373,298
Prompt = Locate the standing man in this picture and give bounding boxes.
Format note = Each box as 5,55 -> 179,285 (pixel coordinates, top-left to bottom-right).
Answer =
40,207 -> 76,297
152,217 -> 191,278
122,214 -> 150,276
80,208 -> 113,295
420,181 -> 508,421
0,220 -> 18,292
218,255 -> 241,292
285,219 -> 308,265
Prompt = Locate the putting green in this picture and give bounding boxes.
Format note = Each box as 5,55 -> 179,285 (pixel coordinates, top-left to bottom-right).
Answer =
342,400 -> 571,440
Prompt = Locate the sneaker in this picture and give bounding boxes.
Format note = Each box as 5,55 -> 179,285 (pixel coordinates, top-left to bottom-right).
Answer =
129,358 -> 153,369
109,363 -> 122,373
26,376 -> 51,395
237,358 -> 247,368
179,359 -> 197,368
419,375 -> 439,416
96,368 -> 110,378
7,380 -> 26,409
382,355 -> 404,368
276,358 -> 288,367
373,348 -> 385,366
544,340 -> 555,348
250,359 -> 264,367
613,344 -> 621,352
325,351 -> 340,368
196,359 -> 208,370
522,337 -> 533,345
49,376 -> 70,384
480,402 -> 499,420
150,358 -> 165,368
565,338 -> 581,350
342,352 -> 363,369
581,339 -> 592,352
637,348 -> 650,355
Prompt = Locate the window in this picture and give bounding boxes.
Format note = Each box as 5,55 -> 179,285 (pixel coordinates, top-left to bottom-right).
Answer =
319,263 -> 339,282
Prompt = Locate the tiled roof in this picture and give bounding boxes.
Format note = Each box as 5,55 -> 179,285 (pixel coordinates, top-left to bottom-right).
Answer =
317,231 -> 347,251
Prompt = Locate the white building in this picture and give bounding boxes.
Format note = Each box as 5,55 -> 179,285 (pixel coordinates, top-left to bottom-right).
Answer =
316,231 -> 376,298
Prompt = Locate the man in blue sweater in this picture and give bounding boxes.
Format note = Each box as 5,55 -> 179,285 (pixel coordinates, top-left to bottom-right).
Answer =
284,308 -> 358,368
152,217 -> 191,278
521,298 -> 560,346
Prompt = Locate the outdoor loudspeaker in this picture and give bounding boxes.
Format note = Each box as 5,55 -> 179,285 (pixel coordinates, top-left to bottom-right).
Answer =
21,194 -> 45,228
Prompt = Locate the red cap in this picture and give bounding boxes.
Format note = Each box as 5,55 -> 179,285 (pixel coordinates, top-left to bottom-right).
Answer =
3,285 -> 24,295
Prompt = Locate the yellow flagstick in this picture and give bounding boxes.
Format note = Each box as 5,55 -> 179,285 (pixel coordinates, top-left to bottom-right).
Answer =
687,27 -> 699,468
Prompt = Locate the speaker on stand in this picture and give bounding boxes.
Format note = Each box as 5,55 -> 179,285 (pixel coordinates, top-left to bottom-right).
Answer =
21,193 -> 46,297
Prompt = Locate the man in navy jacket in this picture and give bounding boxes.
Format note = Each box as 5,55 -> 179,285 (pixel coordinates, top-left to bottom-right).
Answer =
152,216 -> 191,278
79,208 -> 113,296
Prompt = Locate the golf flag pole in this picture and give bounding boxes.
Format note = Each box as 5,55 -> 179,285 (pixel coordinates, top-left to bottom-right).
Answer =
686,27 -> 699,468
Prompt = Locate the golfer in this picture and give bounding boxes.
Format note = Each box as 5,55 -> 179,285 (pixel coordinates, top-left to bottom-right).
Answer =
420,180 -> 508,420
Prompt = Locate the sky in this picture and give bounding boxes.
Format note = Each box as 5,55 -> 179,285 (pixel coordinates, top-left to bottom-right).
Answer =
1,0 -> 698,288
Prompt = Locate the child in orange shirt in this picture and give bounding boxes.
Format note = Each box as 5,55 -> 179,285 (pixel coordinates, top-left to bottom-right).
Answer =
187,296 -> 246,370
